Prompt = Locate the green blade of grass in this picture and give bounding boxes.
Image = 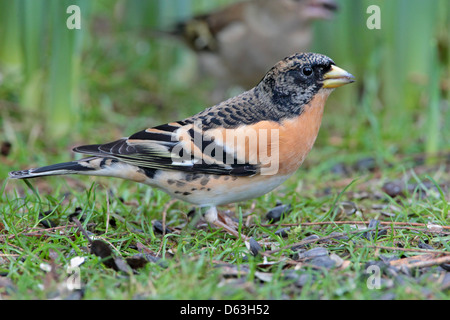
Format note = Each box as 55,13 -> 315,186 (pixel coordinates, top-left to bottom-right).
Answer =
0,0 -> 23,68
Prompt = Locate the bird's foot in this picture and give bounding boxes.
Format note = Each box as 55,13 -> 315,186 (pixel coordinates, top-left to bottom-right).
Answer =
202,206 -> 249,241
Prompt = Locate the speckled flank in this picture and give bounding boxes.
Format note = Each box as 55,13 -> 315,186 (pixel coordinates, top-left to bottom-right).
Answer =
153,170 -> 290,206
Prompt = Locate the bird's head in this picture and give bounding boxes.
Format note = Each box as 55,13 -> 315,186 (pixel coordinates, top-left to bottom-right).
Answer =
257,52 -> 354,115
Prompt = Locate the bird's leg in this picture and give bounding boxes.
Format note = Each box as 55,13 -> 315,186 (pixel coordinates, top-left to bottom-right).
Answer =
201,206 -> 248,240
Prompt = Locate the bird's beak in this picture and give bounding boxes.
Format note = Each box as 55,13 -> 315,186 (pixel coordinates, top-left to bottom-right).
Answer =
323,65 -> 355,88
305,0 -> 338,20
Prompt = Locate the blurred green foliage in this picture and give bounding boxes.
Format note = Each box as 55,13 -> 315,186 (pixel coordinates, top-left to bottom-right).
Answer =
313,0 -> 449,159
0,0 -> 448,160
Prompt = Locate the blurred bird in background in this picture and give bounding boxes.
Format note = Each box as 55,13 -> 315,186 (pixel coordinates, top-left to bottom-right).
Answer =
173,0 -> 338,101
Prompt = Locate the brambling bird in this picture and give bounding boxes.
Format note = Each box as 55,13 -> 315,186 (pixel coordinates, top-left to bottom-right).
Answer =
9,52 -> 354,239
174,0 -> 338,99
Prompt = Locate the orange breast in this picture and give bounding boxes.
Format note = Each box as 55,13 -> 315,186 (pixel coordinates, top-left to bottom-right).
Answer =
189,89 -> 330,177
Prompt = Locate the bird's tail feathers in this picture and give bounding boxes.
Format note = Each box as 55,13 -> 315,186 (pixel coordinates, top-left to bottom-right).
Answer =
8,157 -> 115,180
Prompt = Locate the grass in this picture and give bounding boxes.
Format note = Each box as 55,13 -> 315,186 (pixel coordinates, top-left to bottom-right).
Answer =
0,0 -> 449,300
1,157 -> 449,299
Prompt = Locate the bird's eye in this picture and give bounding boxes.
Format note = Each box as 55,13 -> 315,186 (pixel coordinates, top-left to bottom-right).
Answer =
302,66 -> 313,77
